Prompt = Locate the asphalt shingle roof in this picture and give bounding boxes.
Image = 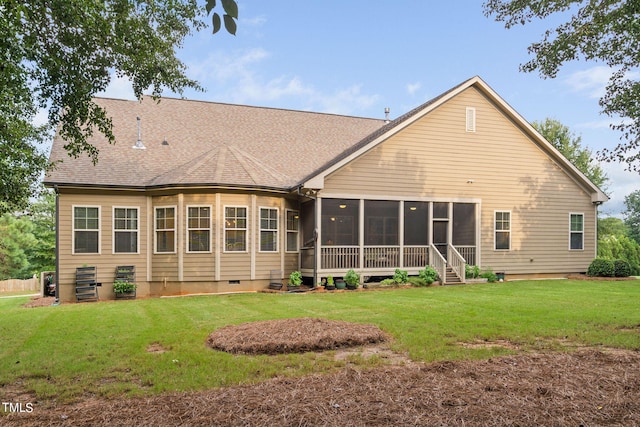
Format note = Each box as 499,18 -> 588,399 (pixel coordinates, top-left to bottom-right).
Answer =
45,97 -> 386,190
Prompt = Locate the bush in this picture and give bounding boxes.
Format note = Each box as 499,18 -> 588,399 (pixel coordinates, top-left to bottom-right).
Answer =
614,259 -> 631,277
344,269 -> 360,286
465,265 -> 481,279
393,269 -> 409,284
587,258 -> 615,277
407,276 -> 427,287
419,266 -> 439,284
480,268 -> 498,283
380,278 -> 397,287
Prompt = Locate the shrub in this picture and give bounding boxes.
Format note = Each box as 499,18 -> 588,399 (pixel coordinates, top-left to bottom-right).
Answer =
465,265 -> 481,279
380,278 -> 397,287
587,258 -> 615,277
289,271 -> 303,286
480,268 -> 498,283
392,269 -> 409,284
419,266 -> 439,284
344,269 -> 360,286
407,276 -> 427,287
614,259 -> 631,277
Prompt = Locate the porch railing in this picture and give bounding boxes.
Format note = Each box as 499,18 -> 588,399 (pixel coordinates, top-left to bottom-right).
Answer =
404,246 -> 428,268
321,246 -> 359,270
429,244 -> 447,284
363,247 -> 399,269
455,245 -> 476,266
448,244 -> 466,283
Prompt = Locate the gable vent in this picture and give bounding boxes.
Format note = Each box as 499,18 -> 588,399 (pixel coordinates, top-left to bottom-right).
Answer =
466,107 -> 476,132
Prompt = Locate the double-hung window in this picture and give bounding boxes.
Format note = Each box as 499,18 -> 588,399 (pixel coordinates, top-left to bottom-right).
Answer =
155,207 -> 176,253
225,206 -> 247,252
73,206 -> 100,254
260,208 -> 278,252
569,213 -> 584,250
494,211 -> 511,250
187,206 -> 211,252
286,210 -> 299,252
113,207 -> 139,253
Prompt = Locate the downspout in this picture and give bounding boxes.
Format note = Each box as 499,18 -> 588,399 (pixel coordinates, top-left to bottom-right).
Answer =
53,185 -> 60,306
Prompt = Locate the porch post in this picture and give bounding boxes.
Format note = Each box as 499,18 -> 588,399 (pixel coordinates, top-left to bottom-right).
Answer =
315,197 -> 322,280
399,201 -> 405,268
359,199 -> 364,270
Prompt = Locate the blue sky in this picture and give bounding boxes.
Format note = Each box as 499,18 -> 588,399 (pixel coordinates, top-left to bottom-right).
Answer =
99,1 -> 638,217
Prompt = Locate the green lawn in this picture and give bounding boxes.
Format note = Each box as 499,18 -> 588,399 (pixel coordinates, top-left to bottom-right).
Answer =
1,279 -> 639,402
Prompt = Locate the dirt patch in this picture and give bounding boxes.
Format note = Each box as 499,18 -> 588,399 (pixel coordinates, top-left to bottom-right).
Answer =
206,318 -> 388,355
21,296 -> 55,308
146,342 -> 171,354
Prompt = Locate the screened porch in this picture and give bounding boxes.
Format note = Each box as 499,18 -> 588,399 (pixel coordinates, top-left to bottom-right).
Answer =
300,198 -> 478,279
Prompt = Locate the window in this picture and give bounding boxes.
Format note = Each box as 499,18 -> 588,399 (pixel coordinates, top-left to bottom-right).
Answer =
286,210 -> 299,252
225,206 -> 247,251
187,206 -> 211,252
155,207 -> 176,253
73,206 -> 100,254
570,213 -> 584,250
364,200 -> 399,245
113,207 -> 138,253
260,208 -> 278,252
495,211 -> 511,250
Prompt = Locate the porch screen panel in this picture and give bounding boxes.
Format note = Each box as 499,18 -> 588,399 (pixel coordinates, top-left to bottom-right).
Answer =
452,203 -> 475,245
364,200 -> 399,245
321,199 -> 359,246
404,202 -> 429,245
301,201 -> 315,248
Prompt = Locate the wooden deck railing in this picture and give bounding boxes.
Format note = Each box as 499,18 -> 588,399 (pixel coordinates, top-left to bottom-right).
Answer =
448,244 -> 466,283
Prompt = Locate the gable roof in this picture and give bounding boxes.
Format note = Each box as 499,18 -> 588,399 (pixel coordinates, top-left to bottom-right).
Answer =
301,76 -> 609,203
45,97 -> 384,191
45,76 -> 608,203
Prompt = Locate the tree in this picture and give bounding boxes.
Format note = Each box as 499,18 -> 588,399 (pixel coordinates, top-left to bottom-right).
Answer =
598,216 -> 627,238
624,189 -> 640,245
484,1 -> 640,172
0,0 -> 238,214
0,214 -> 37,280
24,188 -> 56,275
532,118 -> 608,190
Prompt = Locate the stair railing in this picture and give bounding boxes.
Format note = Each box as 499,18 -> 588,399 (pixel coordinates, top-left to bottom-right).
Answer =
447,244 -> 466,283
429,244 -> 447,284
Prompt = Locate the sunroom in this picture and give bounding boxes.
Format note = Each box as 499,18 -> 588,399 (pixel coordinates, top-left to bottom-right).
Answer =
299,197 -> 480,284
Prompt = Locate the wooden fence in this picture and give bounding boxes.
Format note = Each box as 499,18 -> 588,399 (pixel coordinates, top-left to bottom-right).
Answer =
0,277 -> 39,293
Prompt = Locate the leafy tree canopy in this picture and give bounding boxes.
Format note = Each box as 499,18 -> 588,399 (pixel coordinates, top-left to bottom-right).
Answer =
0,0 -> 237,214
532,118 -> 608,190
624,189 -> 640,244
484,0 -> 640,172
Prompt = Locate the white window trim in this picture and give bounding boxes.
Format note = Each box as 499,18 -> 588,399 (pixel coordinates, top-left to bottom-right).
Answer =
224,205 -> 248,253
466,107 -> 476,132
259,207 -> 279,253
72,205 -> 101,255
112,206 -> 140,254
285,209 -> 300,253
186,205 -> 213,253
154,206 -> 177,254
569,212 -> 585,251
494,210 -> 511,251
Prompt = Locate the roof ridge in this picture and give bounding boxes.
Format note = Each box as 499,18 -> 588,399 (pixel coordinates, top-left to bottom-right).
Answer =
227,145 -> 294,185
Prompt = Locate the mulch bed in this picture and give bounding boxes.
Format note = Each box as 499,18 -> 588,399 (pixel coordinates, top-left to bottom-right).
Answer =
206,318 -> 388,354
5,349 -> 640,426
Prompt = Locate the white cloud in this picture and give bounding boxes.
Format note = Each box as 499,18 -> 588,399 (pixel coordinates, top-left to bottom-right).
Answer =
187,48 -> 380,116
565,66 -> 611,99
406,82 -> 422,96
96,73 -> 136,100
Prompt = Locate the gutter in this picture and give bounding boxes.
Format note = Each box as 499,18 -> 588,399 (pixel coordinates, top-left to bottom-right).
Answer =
53,185 -> 60,306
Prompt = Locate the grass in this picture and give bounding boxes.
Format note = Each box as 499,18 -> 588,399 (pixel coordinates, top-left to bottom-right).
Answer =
1,279 -> 639,402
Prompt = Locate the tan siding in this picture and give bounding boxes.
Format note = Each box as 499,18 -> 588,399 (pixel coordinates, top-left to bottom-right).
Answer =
58,192 -> 148,301
323,87 -> 596,274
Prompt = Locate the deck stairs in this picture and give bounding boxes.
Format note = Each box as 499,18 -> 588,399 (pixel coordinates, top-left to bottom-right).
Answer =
445,266 -> 464,285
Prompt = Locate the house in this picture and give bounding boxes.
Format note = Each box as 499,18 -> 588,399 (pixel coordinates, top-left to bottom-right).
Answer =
44,76 -> 608,302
